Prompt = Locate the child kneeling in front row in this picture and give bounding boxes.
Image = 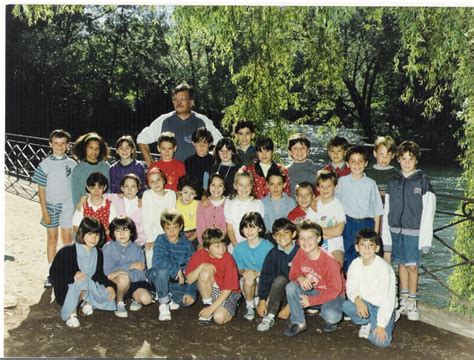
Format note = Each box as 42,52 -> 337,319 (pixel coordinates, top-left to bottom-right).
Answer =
49,217 -> 116,328
147,209 -> 197,321
103,216 -> 153,318
256,218 -> 299,332
284,220 -> 345,337
185,228 -> 242,325
343,228 -> 397,348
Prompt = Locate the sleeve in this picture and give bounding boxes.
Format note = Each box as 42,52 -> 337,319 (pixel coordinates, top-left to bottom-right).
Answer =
93,251 -> 115,289
49,246 -> 76,305
71,166 -> 83,208
108,203 -> 117,225
381,194 -> 392,252
308,257 -> 344,306
419,178 -> 436,252
222,254 -> 240,291
196,202 -> 206,244
376,262 -> 397,328
136,114 -> 168,144
102,244 -> 131,275
152,235 -> 179,277
109,164 -> 119,193
224,200 -> 232,223
372,181 -> 384,216
334,182 -> 342,202
142,191 -> 155,243
334,200 -> 346,223
232,246 -> 244,270
72,208 -> 84,227
257,250 -> 275,299
345,260 -> 361,303
32,161 -> 47,186
185,250 -> 202,276
288,250 -> 305,281
137,161 -> 147,194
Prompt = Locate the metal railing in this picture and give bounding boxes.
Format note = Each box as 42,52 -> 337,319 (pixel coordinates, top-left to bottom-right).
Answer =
4,133 -> 474,311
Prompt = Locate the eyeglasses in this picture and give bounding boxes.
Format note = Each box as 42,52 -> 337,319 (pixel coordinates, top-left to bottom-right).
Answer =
172,97 -> 191,103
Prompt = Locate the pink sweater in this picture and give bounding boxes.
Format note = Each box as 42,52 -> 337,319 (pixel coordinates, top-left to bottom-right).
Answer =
196,199 -> 227,245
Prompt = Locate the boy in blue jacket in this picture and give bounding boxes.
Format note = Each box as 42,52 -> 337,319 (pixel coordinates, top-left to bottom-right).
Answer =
256,218 -> 299,331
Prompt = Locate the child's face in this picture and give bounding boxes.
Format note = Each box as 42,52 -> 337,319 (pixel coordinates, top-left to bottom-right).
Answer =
218,145 -> 233,163
49,137 -> 68,157
85,140 -> 100,162
374,145 -> 394,167
398,152 -> 417,174
243,224 -> 261,241
298,229 -> 320,254
117,142 -> 133,161
148,174 -> 165,194
114,226 -> 131,246
257,148 -> 273,165
180,185 -> 197,205
207,242 -> 227,259
317,179 -> 336,201
328,146 -> 345,164
355,239 -> 379,263
234,176 -> 252,198
289,142 -> 309,163
158,141 -> 176,162
347,153 -> 368,177
83,231 -> 100,249
194,140 -> 210,157
296,187 -> 314,210
267,175 -> 284,198
87,183 -> 105,200
121,178 -> 139,199
163,222 -> 182,242
236,127 -> 254,148
273,229 -> 294,249
209,177 -> 225,199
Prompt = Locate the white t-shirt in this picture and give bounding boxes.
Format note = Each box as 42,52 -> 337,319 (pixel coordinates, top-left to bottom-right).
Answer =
306,198 -> 346,249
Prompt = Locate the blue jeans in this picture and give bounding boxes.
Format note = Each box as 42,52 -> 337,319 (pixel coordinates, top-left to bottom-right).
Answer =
148,268 -> 196,305
342,299 -> 395,348
286,281 -> 344,325
343,217 -> 375,272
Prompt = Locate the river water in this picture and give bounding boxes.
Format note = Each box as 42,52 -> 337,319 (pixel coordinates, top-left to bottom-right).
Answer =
275,124 -> 464,308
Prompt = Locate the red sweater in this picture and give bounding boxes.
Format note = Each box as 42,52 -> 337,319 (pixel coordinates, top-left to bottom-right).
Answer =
149,159 -> 186,192
287,206 -> 306,223
289,248 -> 345,306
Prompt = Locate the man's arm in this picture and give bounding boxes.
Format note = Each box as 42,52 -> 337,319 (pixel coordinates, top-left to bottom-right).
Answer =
138,143 -> 153,166
137,113 -> 171,165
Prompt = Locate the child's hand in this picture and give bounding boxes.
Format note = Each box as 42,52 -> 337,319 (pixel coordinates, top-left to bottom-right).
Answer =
243,270 -> 257,283
74,271 -> 86,282
183,294 -> 195,306
199,304 -> 215,319
130,262 -> 145,271
277,304 -> 291,319
297,276 -> 313,291
145,242 -> 154,250
256,300 -> 267,317
76,195 -> 88,211
199,263 -> 216,275
299,294 -> 310,308
106,286 -> 116,301
42,213 -> 52,225
176,269 -> 185,285
355,297 -> 369,318
201,195 -> 210,208
373,326 -> 387,344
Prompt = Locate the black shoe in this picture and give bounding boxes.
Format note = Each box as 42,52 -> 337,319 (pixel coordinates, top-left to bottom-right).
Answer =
283,323 -> 307,337
44,276 -> 53,288
322,322 -> 338,333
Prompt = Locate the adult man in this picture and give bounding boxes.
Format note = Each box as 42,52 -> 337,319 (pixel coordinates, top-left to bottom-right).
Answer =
137,83 -> 223,164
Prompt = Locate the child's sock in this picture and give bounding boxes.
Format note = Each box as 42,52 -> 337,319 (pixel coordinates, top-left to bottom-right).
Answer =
400,289 -> 409,300
246,300 -> 255,309
408,293 -> 417,302
202,297 -> 212,306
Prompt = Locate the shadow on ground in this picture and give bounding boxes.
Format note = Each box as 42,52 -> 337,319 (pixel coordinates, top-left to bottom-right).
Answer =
5,289 -> 474,359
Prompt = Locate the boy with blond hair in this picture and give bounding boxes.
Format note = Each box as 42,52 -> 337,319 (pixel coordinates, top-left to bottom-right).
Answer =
366,136 -> 398,197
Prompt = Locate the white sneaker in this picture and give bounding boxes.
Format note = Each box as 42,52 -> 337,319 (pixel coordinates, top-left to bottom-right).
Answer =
399,296 -> 408,315
81,302 -> 93,316
244,306 -> 255,321
66,314 -> 80,328
114,301 -> 128,318
257,315 -> 275,331
129,299 -> 142,312
358,323 -> 371,339
169,300 -> 180,311
394,309 -> 401,323
159,303 -> 171,321
407,300 -> 420,321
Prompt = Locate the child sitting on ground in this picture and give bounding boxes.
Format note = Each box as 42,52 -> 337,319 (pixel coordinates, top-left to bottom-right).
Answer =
343,228 -> 397,348
284,220 -> 345,337
147,209 -> 197,321
234,120 -> 257,166
232,212 -> 274,321
323,135 -> 351,178
242,136 -> 290,199
49,217 -> 116,328
306,170 -> 346,266
256,218 -> 299,332
103,217 -> 153,318
149,131 -> 186,192
185,228 -> 242,325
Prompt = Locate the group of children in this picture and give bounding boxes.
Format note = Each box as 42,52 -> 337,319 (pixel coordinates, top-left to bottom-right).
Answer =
33,123 -> 436,348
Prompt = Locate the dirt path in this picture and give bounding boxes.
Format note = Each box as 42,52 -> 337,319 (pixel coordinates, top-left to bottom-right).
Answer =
4,191 -> 474,358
